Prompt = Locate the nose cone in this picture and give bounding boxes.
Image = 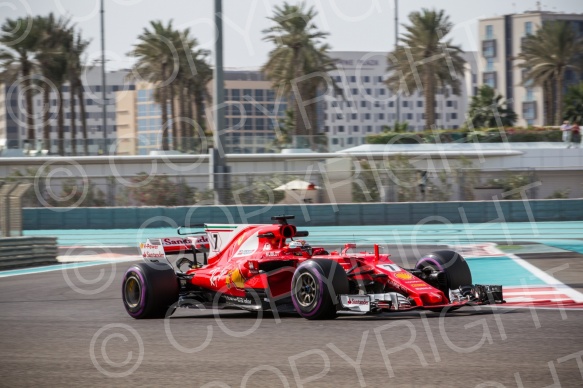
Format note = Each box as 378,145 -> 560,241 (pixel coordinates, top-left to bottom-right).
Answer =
429,292 -> 443,304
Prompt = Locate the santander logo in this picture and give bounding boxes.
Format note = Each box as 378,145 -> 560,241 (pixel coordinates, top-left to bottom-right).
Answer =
347,298 -> 369,305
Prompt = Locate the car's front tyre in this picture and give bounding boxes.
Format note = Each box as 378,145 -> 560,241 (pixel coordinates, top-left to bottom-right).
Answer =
415,250 -> 472,304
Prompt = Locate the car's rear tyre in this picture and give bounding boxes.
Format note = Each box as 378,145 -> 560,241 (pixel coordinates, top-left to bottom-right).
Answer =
415,250 -> 472,298
122,262 -> 179,319
291,259 -> 349,320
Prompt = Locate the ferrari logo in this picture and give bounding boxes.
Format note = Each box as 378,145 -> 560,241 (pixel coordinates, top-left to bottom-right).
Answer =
395,272 -> 414,280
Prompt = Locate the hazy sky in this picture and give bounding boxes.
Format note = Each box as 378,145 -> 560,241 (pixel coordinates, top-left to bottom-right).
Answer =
3,0 -> 583,70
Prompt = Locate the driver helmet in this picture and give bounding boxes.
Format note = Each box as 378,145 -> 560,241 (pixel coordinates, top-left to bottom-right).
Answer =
289,240 -> 312,255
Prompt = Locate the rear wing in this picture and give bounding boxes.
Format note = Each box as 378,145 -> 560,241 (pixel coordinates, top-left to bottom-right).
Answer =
204,224 -> 261,258
139,224 -> 260,263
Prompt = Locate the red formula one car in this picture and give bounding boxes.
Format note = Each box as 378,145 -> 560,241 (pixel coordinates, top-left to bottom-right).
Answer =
122,215 -> 503,320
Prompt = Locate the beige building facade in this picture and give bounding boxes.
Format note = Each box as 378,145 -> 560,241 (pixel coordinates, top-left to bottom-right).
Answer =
478,11 -> 583,127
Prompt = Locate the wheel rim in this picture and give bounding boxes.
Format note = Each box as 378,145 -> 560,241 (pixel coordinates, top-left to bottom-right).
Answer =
296,272 -> 317,307
124,275 -> 141,308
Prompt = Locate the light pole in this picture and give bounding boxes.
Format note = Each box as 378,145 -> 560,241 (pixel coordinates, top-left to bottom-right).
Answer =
212,0 -> 228,204
100,0 -> 107,155
394,0 -> 400,128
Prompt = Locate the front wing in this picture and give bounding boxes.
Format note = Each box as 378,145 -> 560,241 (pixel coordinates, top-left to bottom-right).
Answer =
339,285 -> 504,313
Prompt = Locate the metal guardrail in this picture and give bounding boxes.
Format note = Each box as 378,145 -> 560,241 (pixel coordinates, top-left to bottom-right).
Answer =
0,236 -> 58,269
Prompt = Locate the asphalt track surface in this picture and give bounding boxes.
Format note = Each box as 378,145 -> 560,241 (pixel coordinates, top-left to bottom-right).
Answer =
1,246 -> 583,387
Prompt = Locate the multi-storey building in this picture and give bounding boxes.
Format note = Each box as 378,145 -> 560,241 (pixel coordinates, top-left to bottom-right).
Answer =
0,82 -> 20,151
0,67 -> 134,155
116,70 -> 289,155
323,51 -> 478,151
478,11 -> 583,126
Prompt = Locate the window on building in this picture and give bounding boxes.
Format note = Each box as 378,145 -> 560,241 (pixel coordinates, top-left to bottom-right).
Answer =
378,113 -> 385,120
451,113 -> 458,119
365,88 -> 372,95
254,89 -> 264,100
364,113 -> 371,120
379,89 -> 386,95
485,25 -> 493,40
366,125 -> 372,132
361,101 -> 367,108
243,89 -> 252,97
137,119 -> 147,130
446,100 -> 453,108
417,101 -> 423,108
351,113 -> 357,120
374,101 -> 381,108
338,125 -> 345,132
486,58 -> 495,72
525,21 -> 533,36
353,126 -> 359,132
336,114 -> 343,119
526,88 -> 534,101
232,89 -> 240,100
483,39 -> 496,57
406,113 -> 413,120
388,101 -> 394,107
352,88 -> 358,95
402,101 -> 408,107
484,72 -> 497,88
363,76 -> 370,83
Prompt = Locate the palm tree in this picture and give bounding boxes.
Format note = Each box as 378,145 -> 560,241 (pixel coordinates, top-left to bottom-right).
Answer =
262,2 -> 336,146
64,30 -> 91,155
518,21 -> 583,125
189,50 -> 212,151
35,13 -> 70,155
563,83 -> 583,124
467,85 -> 517,128
385,9 -> 466,129
129,20 -> 180,151
0,16 -> 39,146
172,28 -> 205,152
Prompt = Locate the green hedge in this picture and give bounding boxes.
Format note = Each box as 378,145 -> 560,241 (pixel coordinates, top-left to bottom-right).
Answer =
366,128 -> 563,144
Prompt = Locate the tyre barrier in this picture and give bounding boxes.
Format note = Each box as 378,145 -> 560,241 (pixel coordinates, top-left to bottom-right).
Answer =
0,237 -> 58,269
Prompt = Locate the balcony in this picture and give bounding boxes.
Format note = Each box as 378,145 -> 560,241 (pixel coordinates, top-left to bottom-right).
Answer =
482,39 -> 497,58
